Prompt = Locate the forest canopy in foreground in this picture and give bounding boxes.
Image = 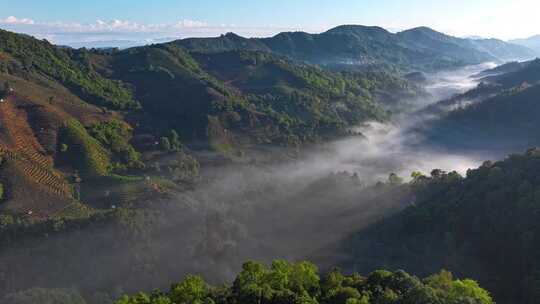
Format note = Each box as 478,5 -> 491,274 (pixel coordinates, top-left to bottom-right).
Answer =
108,260 -> 493,304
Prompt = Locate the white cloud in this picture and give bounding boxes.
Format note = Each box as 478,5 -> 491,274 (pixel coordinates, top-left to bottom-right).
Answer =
0,16 -> 211,34
1,16 -> 35,25
0,16 -> 290,48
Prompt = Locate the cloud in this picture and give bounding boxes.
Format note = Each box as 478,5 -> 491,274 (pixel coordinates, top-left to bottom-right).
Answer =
0,16 -> 292,47
5,18 -> 209,34
1,16 -> 35,25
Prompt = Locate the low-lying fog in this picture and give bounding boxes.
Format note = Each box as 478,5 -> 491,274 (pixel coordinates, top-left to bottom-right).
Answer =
296,62 -> 498,182
1,62 -> 512,301
149,62 -> 502,281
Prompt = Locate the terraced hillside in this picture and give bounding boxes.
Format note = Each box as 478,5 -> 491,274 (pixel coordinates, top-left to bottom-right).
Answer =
0,96 -> 74,217
0,73 -> 117,220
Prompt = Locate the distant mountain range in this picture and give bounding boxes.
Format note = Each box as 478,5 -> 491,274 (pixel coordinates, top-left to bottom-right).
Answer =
510,35 -> 540,55
173,25 -> 537,71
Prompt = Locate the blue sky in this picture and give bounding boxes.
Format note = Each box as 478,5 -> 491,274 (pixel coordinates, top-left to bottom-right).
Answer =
2,0 -> 538,47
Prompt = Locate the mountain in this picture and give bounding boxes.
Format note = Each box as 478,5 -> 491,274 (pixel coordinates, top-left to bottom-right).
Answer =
398,27 -> 536,63
396,27 -> 493,64
175,27 -> 416,68
419,58 -> 540,151
0,29 -> 143,218
0,29 -> 427,221
467,38 -> 537,62
343,149 -> 540,304
175,25 -> 537,71
106,45 -> 395,147
510,35 -> 540,55
481,58 -> 540,87
471,60 -> 530,78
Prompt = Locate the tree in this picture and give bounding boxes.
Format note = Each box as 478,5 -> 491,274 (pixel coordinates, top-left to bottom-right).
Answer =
160,137 -> 171,152
170,276 -> 211,304
114,262 -> 493,304
169,130 -> 182,151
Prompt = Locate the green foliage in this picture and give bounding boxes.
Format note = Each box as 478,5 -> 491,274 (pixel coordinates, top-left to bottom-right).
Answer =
347,149 -> 540,303
170,276 -> 212,304
425,271 -> 492,304
0,29 -> 139,110
193,50 -> 389,143
232,260 -> 320,303
116,261 -> 492,304
89,120 -> 144,171
159,130 -> 183,152
159,137 -> 171,152
0,214 -> 15,229
115,292 -> 172,304
60,119 -> 111,177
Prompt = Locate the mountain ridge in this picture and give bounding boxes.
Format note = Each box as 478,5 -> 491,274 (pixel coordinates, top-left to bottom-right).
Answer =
171,25 -> 537,71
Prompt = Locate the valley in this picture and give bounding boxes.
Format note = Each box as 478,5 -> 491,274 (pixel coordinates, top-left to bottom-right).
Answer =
0,20 -> 539,304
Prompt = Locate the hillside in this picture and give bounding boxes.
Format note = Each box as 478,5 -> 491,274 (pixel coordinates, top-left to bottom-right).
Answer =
511,35 -> 540,55
105,44 -> 400,149
468,38 -> 537,62
471,60 -> 530,78
397,27 -> 536,63
420,58 -> 540,151
343,149 -> 540,303
0,30 -> 196,220
481,58 -> 540,87
0,29 -> 426,221
174,25 -> 536,71
0,70 -> 114,219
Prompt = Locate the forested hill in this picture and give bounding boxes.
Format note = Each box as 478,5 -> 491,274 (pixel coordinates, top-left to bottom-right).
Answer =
174,25 -> 536,70
0,28 -> 425,221
344,148 -> 540,303
105,46 -> 398,147
420,58 -> 540,151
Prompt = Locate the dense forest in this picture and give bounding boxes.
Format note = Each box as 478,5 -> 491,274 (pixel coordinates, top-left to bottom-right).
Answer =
344,149 -> 540,303
0,260 -> 494,304
113,261 -> 492,304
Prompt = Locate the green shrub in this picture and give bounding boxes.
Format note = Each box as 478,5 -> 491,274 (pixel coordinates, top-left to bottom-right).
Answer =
89,120 -> 144,171
60,119 -> 111,177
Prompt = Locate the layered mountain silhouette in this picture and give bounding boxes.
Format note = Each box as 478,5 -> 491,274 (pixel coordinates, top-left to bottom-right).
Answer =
175,25 -> 536,70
